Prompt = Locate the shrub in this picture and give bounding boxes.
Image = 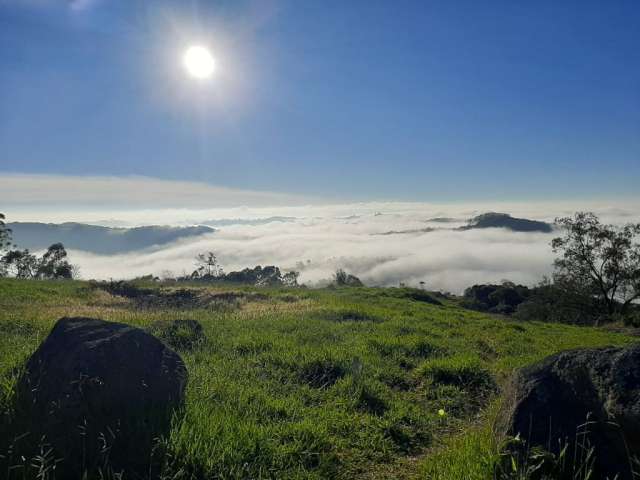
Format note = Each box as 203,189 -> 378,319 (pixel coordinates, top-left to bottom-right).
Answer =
333,269 -> 364,287
515,278 -> 605,325
463,282 -> 530,315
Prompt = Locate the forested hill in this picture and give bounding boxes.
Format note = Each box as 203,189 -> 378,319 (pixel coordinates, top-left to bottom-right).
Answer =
459,212 -> 553,233
8,222 -> 214,254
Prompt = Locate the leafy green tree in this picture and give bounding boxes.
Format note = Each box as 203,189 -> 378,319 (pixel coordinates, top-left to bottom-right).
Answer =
0,213 -> 12,252
2,249 -> 39,278
282,270 -> 300,287
333,269 -> 363,287
255,266 -> 283,286
552,212 -> 640,317
37,243 -> 73,279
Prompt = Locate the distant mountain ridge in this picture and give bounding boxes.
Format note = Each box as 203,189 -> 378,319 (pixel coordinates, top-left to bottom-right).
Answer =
459,212 -> 553,233
8,222 -> 215,254
369,212 -> 552,236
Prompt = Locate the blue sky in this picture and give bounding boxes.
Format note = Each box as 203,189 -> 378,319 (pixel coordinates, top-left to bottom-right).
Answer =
1,0 -> 639,202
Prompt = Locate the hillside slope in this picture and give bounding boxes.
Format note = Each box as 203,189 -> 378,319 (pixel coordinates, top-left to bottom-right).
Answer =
7,222 -> 215,253
0,279 -> 632,479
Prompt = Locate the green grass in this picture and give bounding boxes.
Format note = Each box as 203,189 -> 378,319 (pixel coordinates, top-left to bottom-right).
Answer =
0,278 -> 634,479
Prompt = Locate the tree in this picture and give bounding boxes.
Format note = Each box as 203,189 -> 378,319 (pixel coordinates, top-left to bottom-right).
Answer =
37,243 -> 74,279
333,269 -> 363,287
193,252 -> 223,278
463,282 -> 530,315
0,213 -> 13,252
1,242 -> 75,280
515,277 -> 601,325
0,215 -> 75,280
1,249 -> 39,278
255,266 -> 282,286
552,212 -> 640,317
282,270 -> 300,287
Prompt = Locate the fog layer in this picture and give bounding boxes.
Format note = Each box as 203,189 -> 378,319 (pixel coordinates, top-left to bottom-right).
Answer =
11,200 -> 639,294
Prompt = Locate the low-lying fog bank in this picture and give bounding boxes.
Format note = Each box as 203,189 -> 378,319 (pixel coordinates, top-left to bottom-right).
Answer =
21,200 -> 631,294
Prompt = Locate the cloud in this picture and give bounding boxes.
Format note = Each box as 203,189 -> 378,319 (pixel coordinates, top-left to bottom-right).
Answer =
65,223 -> 555,293
0,173 -> 312,209
4,173 -> 638,293
60,202 -> 639,293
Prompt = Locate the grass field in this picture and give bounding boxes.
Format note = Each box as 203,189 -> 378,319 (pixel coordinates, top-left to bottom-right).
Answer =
0,278 -> 634,479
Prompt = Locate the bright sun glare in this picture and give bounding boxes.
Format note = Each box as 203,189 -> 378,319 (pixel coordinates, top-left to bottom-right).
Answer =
183,45 -> 216,79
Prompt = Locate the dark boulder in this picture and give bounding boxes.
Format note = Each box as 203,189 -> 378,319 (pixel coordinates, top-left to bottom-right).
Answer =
17,317 -> 187,476
496,344 -> 640,479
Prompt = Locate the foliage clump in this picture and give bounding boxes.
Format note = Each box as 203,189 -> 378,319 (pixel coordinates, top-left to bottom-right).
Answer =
0,213 -> 75,280
1,243 -> 74,280
463,281 -> 530,315
513,212 -> 640,326
189,252 -> 300,286
550,212 -> 640,319
333,269 -> 364,287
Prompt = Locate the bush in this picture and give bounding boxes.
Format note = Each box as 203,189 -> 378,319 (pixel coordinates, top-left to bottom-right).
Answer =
624,308 -> 640,328
463,282 -> 530,315
191,265 -> 300,287
333,269 -> 363,287
515,279 -> 606,325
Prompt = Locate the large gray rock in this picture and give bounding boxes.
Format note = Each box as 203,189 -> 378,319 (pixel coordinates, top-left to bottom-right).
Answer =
497,344 -> 640,480
18,317 -> 187,476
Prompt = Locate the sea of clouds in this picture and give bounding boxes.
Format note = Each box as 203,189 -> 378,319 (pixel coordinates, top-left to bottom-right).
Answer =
5,173 -> 638,293
27,201 -> 635,294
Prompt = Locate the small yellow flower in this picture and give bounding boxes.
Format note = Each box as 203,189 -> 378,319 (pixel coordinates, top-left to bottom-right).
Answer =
438,409 -> 446,417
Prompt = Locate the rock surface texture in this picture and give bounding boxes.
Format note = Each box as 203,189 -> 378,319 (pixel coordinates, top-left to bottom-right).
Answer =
18,316 -> 187,476
497,344 -> 640,480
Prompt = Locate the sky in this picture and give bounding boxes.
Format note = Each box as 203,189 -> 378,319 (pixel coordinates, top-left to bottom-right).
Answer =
1,0 -> 639,204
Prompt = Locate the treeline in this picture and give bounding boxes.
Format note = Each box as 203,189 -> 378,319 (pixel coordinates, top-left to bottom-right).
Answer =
180,251 -> 300,286
0,214 -> 75,279
463,212 -> 640,326
174,252 -> 364,287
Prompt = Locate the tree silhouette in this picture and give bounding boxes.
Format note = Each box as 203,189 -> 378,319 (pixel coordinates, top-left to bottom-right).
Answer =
0,213 -> 14,252
552,212 -> 640,316
194,252 -> 223,278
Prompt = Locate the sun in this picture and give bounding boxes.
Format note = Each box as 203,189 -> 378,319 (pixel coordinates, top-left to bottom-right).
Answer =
183,45 -> 216,79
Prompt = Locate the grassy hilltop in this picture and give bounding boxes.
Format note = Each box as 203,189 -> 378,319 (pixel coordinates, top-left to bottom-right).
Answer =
0,279 -> 634,479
